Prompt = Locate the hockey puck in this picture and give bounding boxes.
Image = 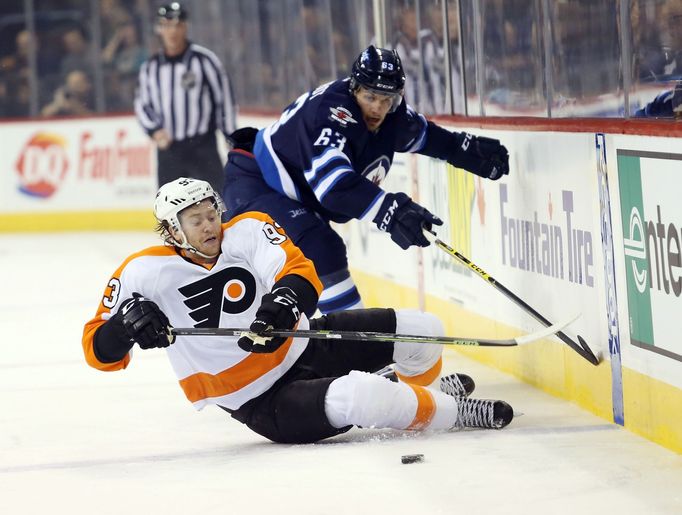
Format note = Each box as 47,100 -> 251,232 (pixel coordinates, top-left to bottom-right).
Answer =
401,454 -> 424,464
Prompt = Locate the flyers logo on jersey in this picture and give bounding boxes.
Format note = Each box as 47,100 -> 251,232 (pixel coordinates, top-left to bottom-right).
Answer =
179,267 -> 257,326
329,106 -> 358,127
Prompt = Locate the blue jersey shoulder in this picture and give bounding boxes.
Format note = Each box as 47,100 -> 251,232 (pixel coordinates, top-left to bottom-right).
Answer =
253,78 -> 428,224
309,80 -> 368,141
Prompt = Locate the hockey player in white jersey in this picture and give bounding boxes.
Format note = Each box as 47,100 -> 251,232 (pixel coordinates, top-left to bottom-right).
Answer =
83,177 -> 512,443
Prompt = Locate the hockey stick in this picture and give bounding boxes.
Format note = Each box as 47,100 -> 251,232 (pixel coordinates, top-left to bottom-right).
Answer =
423,228 -> 601,365
170,314 -> 578,347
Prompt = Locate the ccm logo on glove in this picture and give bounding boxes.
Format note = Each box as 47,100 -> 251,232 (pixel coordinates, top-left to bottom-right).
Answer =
272,289 -> 300,318
373,192 -> 443,250
460,132 -> 473,151
378,198 -> 400,231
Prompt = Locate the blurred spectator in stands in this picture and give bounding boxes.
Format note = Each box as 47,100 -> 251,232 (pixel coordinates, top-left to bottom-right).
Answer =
102,18 -> 147,110
631,0 -> 682,81
0,77 -> 10,117
392,1 -> 425,109
633,1 -> 682,117
302,0 -> 332,86
41,70 -> 93,117
260,62 -> 286,108
100,0 -> 134,46
102,19 -> 146,74
301,2 -> 320,74
330,3 -> 355,78
500,3 -> 536,90
0,29 -> 60,118
422,2 -> 464,114
331,28 -> 352,78
8,77 -> 32,117
0,29 -> 59,79
551,1 -> 620,100
632,0 -> 668,81
659,0 -> 682,78
60,26 -> 93,76
482,0 -> 538,102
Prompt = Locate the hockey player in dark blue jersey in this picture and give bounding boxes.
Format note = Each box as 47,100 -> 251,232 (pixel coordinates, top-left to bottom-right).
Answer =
223,45 -> 509,314
634,81 -> 682,118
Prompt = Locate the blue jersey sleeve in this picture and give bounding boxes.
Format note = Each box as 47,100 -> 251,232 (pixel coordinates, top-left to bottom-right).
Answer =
391,100 -> 476,164
392,100 -> 429,153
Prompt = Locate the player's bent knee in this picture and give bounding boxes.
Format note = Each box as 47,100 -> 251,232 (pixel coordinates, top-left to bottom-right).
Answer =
393,309 -> 444,382
325,370 -> 417,430
395,309 -> 444,337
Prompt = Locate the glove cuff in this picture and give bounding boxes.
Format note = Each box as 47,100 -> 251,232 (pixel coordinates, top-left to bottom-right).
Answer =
372,192 -> 411,232
420,122 -> 463,163
272,274 -> 319,318
93,313 -> 135,363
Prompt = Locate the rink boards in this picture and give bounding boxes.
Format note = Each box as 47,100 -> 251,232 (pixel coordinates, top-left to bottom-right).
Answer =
0,115 -> 157,231
1,113 -> 680,453
341,127 -> 682,454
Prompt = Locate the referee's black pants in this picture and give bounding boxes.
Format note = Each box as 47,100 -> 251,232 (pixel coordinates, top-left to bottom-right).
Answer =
157,131 -> 224,191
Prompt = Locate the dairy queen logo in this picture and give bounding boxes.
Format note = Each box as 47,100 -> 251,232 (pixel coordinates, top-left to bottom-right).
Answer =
15,132 -> 69,198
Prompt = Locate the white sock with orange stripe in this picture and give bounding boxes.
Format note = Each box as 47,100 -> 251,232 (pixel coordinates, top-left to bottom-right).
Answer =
392,309 -> 444,387
325,371 -> 458,431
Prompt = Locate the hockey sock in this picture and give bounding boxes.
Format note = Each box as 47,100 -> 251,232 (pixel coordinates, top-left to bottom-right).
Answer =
392,309 -> 444,386
317,270 -> 364,314
395,357 -> 442,386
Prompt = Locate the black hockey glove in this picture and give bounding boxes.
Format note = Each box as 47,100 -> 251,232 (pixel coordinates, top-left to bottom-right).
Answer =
227,126 -> 258,153
118,293 -> 175,349
373,192 -> 443,250
450,133 -> 509,180
238,287 -> 302,353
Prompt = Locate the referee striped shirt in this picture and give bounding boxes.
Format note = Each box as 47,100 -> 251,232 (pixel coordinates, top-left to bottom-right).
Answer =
134,42 -> 236,141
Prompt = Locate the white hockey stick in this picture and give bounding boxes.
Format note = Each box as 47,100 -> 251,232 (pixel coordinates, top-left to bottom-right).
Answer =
170,313 -> 579,347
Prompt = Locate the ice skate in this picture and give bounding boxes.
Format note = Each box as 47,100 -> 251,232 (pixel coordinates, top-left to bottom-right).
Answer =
454,398 -> 514,429
439,373 -> 476,398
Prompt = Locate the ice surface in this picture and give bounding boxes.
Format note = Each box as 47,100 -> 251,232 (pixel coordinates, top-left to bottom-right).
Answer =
1,232 -> 681,515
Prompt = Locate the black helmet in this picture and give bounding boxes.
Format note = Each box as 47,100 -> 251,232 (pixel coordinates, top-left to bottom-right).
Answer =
157,2 -> 188,21
350,45 -> 406,95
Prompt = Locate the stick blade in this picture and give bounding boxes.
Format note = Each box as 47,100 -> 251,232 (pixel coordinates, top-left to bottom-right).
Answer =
577,334 -> 602,365
513,313 -> 581,345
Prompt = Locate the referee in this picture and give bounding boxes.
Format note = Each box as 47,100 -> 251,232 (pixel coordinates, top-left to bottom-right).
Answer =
134,2 -> 236,191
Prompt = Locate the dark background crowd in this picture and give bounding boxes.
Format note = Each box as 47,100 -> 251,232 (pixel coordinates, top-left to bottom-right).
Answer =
1,0 -> 681,120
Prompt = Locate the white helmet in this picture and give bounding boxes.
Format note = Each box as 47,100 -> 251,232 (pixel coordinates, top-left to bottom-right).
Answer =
154,177 -> 225,257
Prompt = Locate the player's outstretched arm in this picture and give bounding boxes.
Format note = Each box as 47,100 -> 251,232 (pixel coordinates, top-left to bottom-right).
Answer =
420,122 -> 510,181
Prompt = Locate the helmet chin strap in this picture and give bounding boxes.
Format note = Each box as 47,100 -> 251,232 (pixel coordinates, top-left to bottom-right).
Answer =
185,246 -> 219,260
172,230 -> 219,260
